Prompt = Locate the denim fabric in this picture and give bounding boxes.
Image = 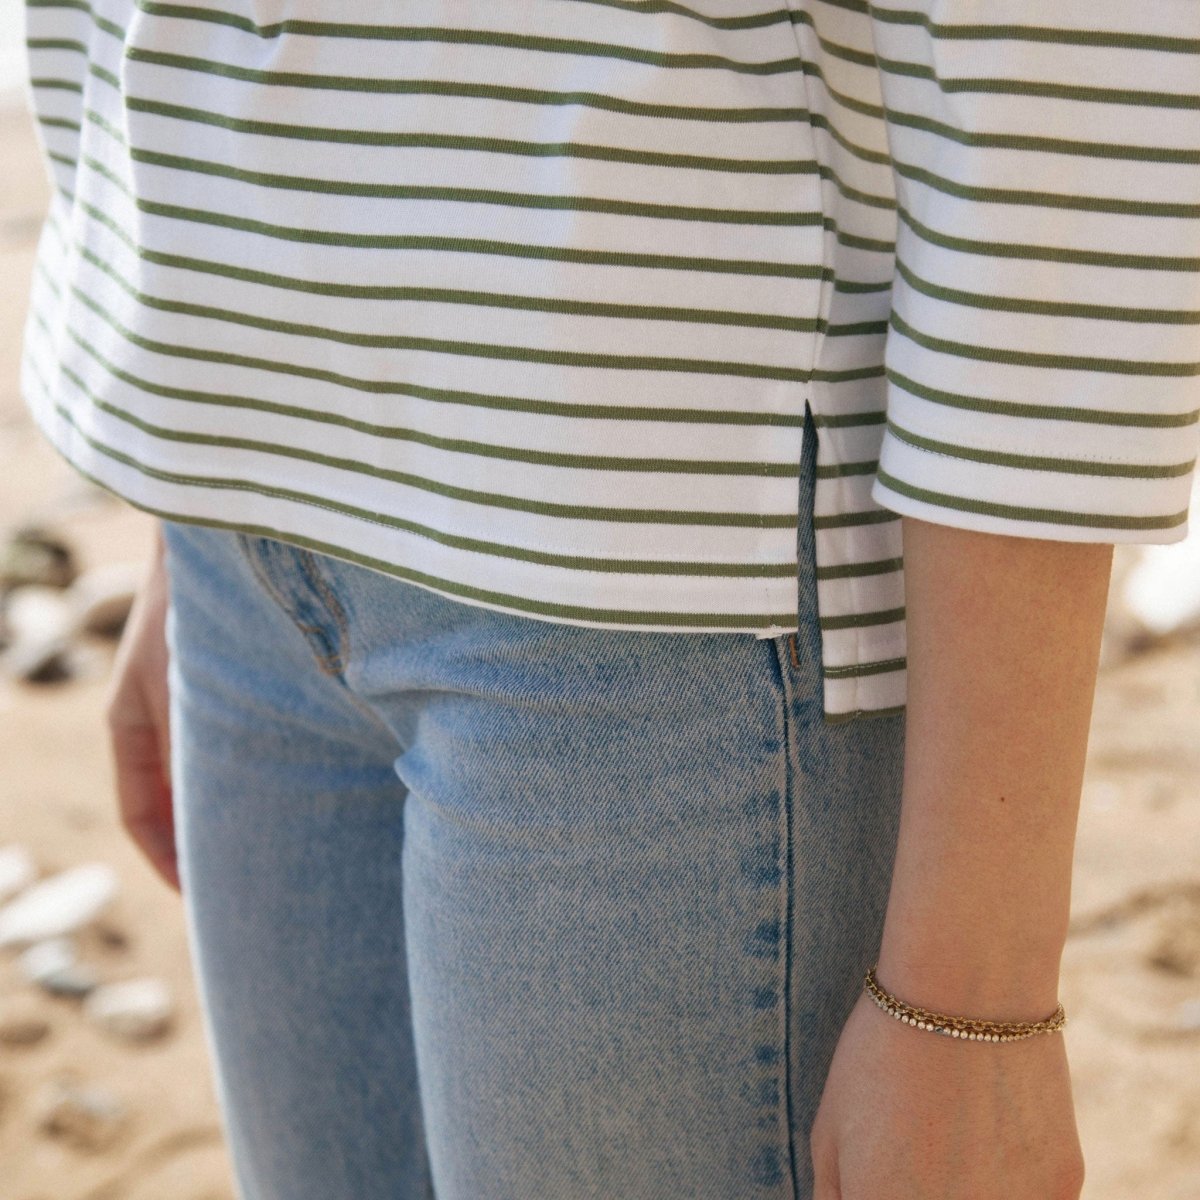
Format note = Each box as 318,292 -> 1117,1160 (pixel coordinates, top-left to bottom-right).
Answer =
162,406 -> 906,1200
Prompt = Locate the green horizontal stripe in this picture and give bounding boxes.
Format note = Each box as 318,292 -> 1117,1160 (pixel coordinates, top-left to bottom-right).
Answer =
890,309 -> 1200,377
26,37 -> 88,53
877,56 -> 1200,113
821,606 -> 905,631
35,115 -> 83,135
882,103 -> 1200,167
885,366 -> 1199,428
122,64 -> 811,126
570,2 -> 791,33
78,234 -> 827,338
125,37 -> 801,82
898,202 -> 1199,273
875,468 -> 1189,531
127,145 -> 826,227
813,508 -> 899,530
41,0 -> 800,38
28,76 -> 83,93
885,417 -> 1196,479
812,409 -> 886,429
122,96 -> 820,176
126,6 -> 802,76
873,6 -> 1200,57
816,458 -> 879,478
815,556 -> 903,581
895,257 -> 1200,326
824,656 -> 906,679
27,0 -> 794,29
894,157 -> 1200,219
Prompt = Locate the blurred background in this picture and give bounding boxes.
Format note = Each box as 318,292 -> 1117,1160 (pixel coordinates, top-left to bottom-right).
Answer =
0,7 -> 1197,1199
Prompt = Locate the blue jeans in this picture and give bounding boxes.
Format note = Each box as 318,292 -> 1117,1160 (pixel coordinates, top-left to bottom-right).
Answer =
161,410 -> 906,1200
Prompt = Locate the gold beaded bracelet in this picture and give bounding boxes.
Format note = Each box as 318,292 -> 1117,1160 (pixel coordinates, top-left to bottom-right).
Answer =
863,965 -> 1067,1043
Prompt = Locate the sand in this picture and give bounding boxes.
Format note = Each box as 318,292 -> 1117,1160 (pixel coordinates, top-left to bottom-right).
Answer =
0,102 -> 1197,1200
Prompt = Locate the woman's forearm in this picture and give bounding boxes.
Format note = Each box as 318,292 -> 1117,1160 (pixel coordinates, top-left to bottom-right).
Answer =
874,516 -> 1114,1022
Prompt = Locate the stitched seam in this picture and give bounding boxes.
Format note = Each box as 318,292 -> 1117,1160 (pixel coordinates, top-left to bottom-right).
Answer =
767,634 -> 800,1200
237,535 -> 344,670
238,533 -> 301,621
781,0 -> 844,715
297,548 -> 352,671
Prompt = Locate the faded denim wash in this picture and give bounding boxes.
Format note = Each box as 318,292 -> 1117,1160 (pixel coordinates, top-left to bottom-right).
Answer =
162,405 -> 906,1200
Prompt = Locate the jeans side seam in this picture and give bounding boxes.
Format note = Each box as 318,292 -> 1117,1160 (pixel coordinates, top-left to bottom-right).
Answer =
767,634 -> 801,1200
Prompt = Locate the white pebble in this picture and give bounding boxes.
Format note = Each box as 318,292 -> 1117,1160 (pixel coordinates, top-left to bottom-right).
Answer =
0,862 -> 119,947
84,977 -> 173,1041
19,936 -> 76,983
3,585 -> 76,643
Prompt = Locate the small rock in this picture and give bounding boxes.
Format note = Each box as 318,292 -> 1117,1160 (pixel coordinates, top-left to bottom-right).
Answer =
41,964 -> 102,998
0,843 -> 37,903
67,562 -> 142,638
4,586 -> 77,639
33,1075 -> 128,1151
19,936 -> 76,983
84,977 -> 173,1041
19,937 -> 101,997
0,993 -> 52,1046
0,862 -> 119,948
0,524 -> 78,591
1,585 -> 78,683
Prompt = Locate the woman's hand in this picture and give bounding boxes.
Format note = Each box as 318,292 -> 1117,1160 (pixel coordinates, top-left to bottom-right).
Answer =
810,989 -> 1085,1199
102,524 -> 180,892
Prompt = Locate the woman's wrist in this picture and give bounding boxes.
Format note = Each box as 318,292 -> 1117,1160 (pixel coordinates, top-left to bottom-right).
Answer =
873,936 -> 1064,1024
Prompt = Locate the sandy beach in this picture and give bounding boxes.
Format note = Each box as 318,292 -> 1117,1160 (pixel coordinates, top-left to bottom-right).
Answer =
0,97 -> 1197,1199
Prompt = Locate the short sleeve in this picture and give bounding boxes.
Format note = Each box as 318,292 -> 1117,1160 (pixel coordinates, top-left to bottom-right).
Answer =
866,1 -> 1200,544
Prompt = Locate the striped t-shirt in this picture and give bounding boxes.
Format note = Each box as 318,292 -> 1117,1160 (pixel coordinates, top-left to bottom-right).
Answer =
17,0 -> 1200,722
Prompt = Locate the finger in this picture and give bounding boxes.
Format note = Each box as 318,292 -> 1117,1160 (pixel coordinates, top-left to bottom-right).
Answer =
110,720 -> 181,892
